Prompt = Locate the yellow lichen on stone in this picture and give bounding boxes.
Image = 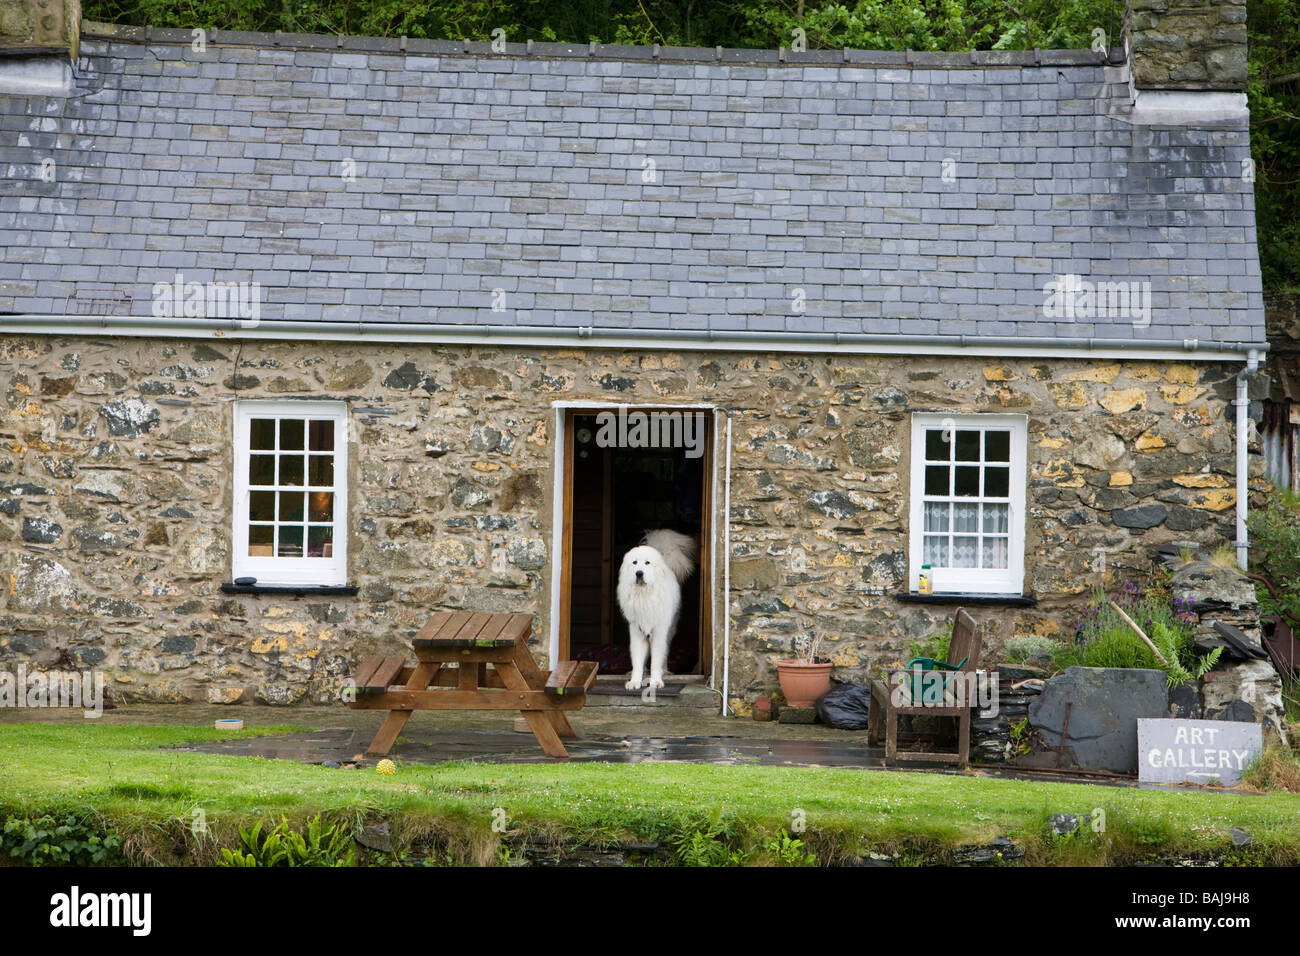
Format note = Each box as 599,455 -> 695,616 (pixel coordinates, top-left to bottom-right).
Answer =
1099,387 -> 1147,414
1135,429 -> 1166,451
250,635 -> 290,654
1191,489 -> 1236,511
1109,471 -> 1133,486
1160,384 -> 1205,405
1048,382 -> 1087,409
472,461 -> 500,472
1065,363 -> 1120,384
1164,364 -> 1198,385
1125,363 -> 1163,382
1038,435 -> 1068,449
984,365 -> 1016,382
1173,473 -> 1229,488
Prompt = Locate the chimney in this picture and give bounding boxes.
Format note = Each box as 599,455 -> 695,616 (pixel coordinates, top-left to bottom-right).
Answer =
0,0 -> 79,60
1125,0 -> 1247,92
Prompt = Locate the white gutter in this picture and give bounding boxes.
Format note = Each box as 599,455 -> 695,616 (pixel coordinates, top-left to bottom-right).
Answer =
0,315 -> 1268,363
722,414 -> 732,718
1236,349 -> 1262,571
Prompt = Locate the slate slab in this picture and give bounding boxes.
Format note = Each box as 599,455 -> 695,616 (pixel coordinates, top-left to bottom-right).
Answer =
1137,718 -> 1262,786
1028,667 -> 1169,774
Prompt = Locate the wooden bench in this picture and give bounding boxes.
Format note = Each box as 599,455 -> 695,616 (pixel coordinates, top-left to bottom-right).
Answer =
348,610 -> 596,758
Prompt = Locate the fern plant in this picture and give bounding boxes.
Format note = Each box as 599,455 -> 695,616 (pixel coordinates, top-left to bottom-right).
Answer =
218,815 -> 355,867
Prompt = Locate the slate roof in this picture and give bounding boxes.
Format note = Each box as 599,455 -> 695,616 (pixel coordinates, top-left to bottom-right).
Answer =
0,26 -> 1267,346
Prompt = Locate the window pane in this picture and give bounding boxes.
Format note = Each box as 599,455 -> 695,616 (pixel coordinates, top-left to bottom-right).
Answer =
953,502 -> 979,533
985,430 -> 1010,462
278,491 -> 304,523
249,454 -> 275,486
925,429 -> 951,461
982,537 -> 1009,569
277,525 -> 304,558
309,420 -> 334,452
249,491 -> 275,521
279,419 -> 305,450
249,524 -> 273,556
982,503 -> 1009,533
984,466 -> 1010,498
924,501 -> 949,532
308,491 -> 333,523
924,466 -> 950,496
955,430 -> 980,461
308,454 -> 334,487
952,536 -> 979,568
923,536 -> 948,567
250,419 -> 276,450
308,525 -> 333,558
955,466 -> 980,496
279,455 -> 305,487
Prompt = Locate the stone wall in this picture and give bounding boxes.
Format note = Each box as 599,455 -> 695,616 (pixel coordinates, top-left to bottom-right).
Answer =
0,334 -> 1261,710
0,0 -> 78,57
1126,0 -> 1248,91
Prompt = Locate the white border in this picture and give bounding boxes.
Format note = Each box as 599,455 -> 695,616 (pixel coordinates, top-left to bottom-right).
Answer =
232,399 -> 349,586
907,412 -> 1028,596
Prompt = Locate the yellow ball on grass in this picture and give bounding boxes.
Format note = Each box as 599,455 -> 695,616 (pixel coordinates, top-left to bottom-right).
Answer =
376,759 -> 397,775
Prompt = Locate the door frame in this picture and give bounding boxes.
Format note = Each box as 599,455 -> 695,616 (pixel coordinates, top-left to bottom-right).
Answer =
548,400 -> 718,676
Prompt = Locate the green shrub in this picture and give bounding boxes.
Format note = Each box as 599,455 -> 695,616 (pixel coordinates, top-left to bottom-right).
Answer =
908,622 -> 952,663
218,815 -> 355,867
1248,490 -> 1300,633
1058,581 -> 1221,687
1002,635 -> 1063,664
1,814 -> 123,866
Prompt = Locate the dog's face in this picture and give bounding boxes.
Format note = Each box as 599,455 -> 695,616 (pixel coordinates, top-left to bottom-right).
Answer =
620,545 -> 667,590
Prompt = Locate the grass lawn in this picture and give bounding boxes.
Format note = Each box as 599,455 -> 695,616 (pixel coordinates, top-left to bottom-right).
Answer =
3,722 -> 1299,866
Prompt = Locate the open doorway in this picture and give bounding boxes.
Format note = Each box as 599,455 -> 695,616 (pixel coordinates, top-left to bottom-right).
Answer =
557,407 -> 713,678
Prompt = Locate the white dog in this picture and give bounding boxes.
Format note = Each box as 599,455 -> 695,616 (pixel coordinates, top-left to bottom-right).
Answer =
617,529 -> 697,691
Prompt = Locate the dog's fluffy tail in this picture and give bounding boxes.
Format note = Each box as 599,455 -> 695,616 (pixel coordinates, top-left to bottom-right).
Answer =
641,529 -> 697,585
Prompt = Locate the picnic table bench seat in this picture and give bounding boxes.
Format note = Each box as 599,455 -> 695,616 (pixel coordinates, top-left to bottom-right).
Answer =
544,660 -> 599,696
349,610 -> 593,758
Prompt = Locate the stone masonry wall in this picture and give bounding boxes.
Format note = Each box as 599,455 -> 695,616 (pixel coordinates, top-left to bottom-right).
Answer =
0,334 -> 1262,711
1126,0 -> 1248,92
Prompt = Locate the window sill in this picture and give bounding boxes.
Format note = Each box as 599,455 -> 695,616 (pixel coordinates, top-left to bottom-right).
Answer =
894,591 -> 1037,607
220,583 -> 359,597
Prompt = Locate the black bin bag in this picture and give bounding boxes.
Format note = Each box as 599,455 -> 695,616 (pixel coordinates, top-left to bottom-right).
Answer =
813,683 -> 873,730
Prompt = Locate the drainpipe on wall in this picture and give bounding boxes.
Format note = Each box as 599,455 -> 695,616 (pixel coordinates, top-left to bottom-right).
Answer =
721,415 -> 732,717
1236,349 -> 1261,571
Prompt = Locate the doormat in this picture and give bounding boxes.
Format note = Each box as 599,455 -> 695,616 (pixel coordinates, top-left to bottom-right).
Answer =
588,683 -> 685,697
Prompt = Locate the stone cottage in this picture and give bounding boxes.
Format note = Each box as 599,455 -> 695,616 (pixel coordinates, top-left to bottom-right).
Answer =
0,0 -> 1271,712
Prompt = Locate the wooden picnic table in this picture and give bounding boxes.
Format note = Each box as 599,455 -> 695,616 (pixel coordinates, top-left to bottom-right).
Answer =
348,610 -> 598,758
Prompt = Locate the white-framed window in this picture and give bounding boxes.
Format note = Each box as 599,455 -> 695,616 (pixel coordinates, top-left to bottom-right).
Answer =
232,400 -> 348,586
908,413 -> 1027,595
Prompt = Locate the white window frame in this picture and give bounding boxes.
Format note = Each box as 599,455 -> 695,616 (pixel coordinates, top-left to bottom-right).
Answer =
908,412 -> 1027,595
232,400 -> 348,587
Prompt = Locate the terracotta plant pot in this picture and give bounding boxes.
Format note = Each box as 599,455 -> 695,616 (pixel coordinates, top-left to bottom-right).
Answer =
775,660 -> 833,708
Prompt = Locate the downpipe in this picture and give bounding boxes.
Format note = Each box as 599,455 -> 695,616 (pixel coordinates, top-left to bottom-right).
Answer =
1236,349 -> 1261,571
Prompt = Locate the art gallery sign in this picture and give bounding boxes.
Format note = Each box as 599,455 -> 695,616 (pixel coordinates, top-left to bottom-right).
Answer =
1137,718 -> 1263,786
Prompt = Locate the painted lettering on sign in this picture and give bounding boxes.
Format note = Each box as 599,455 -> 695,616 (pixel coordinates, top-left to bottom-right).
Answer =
1137,718 -> 1263,786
